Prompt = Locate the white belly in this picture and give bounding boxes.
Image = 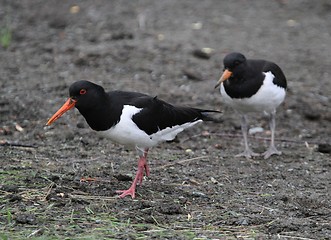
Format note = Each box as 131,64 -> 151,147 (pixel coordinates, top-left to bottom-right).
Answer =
220,71 -> 286,113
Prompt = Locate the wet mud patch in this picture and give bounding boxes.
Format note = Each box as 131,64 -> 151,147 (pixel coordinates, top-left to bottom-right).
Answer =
1,0 -> 330,239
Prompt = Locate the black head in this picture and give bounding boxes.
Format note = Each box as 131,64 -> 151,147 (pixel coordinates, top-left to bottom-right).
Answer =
69,80 -> 106,110
223,52 -> 247,79
214,52 -> 248,88
223,52 -> 247,71
46,80 -> 108,127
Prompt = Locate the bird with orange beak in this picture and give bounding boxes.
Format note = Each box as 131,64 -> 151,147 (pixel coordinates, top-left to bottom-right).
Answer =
215,52 -> 287,159
47,80 -> 220,198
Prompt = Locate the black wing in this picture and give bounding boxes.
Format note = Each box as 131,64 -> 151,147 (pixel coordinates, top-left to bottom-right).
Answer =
262,61 -> 287,89
131,96 -> 218,135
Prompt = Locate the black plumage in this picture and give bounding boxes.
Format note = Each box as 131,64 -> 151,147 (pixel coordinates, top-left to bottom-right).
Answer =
215,52 -> 287,159
47,80 -> 220,198
221,53 -> 287,99
69,81 -> 217,134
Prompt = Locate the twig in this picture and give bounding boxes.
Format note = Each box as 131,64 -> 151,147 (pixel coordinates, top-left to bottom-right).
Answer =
151,215 -> 161,226
154,156 -> 208,170
68,194 -> 117,201
276,234 -> 316,240
27,228 -> 43,238
61,157 -> 101,163
250,202 -> 278,212
70,209 -> 74,224
0,140 -> 37,148
183,132 -> 328,145
42,182 -> 55,201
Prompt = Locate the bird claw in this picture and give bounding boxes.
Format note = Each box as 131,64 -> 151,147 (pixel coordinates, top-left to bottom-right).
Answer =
235,149 -> 260,159
116,151 -> 150,199
116,188 -> 135,199
262,146 -> 281,159
116,156 -> 149,199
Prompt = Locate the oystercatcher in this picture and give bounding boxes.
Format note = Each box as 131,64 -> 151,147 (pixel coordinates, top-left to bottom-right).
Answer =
47,80 -> 219,198
215,52 -> 287,159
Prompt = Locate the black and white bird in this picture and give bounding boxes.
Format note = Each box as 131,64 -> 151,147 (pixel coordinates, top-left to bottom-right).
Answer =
215,52 -> 287,159
47,80 -> 219,198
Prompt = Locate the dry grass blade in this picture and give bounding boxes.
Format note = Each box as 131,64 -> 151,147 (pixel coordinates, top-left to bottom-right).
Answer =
154,156 -> 208,170
68,194 -> 118,201
42,182 -> 55,201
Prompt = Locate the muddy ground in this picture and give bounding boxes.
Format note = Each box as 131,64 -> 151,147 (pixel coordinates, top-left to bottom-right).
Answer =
0,0 -> 330,239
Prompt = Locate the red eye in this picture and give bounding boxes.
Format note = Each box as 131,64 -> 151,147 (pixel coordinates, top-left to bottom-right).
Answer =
80,89 -> 87,95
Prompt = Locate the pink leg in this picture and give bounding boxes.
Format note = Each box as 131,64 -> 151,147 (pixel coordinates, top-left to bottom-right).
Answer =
116,149 -> 149,199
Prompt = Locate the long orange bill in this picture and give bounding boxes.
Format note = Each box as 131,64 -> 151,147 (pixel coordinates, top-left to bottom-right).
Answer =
46,98 -> 76,126
214,69 -> 233,89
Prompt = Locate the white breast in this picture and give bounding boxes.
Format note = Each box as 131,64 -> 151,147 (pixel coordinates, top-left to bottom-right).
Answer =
220,71 -> 286,114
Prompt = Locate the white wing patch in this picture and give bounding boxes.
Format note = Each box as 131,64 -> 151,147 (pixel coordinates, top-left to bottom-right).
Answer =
101,105 -> 202,149
150,120 -> 202,143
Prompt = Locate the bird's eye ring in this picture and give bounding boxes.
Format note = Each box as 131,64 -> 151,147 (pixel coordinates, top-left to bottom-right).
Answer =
80,89 -> 87,95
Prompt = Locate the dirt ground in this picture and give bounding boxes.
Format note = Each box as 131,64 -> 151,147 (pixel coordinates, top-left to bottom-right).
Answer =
1,0 -> 330,239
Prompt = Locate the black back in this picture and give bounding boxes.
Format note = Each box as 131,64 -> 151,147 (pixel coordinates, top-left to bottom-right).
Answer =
222,52 -> 287,99
69,80 -> 218,133
131,96 -> 215,135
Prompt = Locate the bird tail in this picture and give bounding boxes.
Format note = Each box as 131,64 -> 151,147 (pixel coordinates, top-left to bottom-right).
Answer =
199,109 -> 223,123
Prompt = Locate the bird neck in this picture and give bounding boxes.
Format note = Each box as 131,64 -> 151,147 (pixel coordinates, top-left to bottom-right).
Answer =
223,68 -> 264,99
77,96 -> 121,131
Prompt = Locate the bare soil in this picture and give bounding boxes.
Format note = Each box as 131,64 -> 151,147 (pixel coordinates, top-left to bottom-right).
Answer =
1,0 -> 330,239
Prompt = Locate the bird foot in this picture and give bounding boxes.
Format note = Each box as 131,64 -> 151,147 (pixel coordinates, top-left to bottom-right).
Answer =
116,168 -> 143,199
262,146 -> 281,159
116,156 -> 149,199
235,149 -> 260,159
116,187 -> 136,199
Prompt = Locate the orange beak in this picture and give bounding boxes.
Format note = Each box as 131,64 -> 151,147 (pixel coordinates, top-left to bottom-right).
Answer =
214,69 -> 232,89
46,98 -> 76,126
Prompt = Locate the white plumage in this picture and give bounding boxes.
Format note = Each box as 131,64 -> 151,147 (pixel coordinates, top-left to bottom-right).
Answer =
220,71 -> 286,114
102,105 -> 202,149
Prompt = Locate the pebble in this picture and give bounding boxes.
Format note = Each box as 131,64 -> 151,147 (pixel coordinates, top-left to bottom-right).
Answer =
249,127 -> 264,135
191,191 -> 207,198
317,143 -> 331,154
182,68 -> 203,81
16,214 -> 37,225
192,49 -> 211,59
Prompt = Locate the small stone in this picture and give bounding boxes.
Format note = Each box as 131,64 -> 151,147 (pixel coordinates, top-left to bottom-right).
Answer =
76,122 -> 86,128
317,143 -> 331,154
70,5 -> 80,14
1,185 -> 19,193
185,149 -> 193,154
111,32 -> 134,40
182,68 -> 203,81
191,22 -> 202,29
249,127 -> 264,135
237,218 -> 249,225
191,191 -> 207,198
48,17 -> 67,29
192,49 -> 211,60
8,194 -> 22,202
214,143 -> 223,149
287,19 -> 299,27
114,174 -> 132,181
16,214 -> 37,225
